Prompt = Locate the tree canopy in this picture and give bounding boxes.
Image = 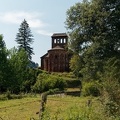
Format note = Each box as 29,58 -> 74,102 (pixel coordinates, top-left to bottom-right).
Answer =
0,35 -> 9,91
66,0 -> 120,80
66,0 -> 120,116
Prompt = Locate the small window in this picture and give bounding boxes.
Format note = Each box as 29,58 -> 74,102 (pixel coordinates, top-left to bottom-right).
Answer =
64,38 -> 66,43
54,39 -> 56,43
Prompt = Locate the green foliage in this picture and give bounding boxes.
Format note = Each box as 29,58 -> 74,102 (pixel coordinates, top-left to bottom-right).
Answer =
5,90 -> 12,99
98,57 -> 120,117
7,47 -> 37,93
38,96 -> 118,120
82,82 -> 100,97
100,79 -> 120,117
103,57 -> 120,82
51,72 -> 76,81
8,48 -> 29,93
66,0 -> 120,80
31,73 -> 48,93
66,0 -> 105,79
66,79 -> 81,88
0,95 -> 120,120
100,80 -> 120,117
0,35 -> 10,92
0,44 -> 40,93
70,54 -> 83,78
21,68 -> 43,93
66,1 -> 120,117
16,19 -> 34,60
32,73 -> 67,93
0,92 -> 24,101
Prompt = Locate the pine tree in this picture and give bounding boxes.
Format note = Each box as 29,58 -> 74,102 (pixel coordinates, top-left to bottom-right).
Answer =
16,19 -> 34,60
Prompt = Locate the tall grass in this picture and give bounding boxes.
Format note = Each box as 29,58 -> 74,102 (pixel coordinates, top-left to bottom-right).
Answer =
38,96 -> 119,120
0,95 -> 119,120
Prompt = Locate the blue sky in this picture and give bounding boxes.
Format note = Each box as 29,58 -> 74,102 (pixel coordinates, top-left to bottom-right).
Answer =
0,0 -> 82,66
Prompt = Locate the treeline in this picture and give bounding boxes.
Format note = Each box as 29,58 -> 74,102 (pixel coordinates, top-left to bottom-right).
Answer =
0,35 -> 36,93
0,19 -> 67,94
0,35 -> 67,94
66,0 -> 120,117
0,19 -> 37,93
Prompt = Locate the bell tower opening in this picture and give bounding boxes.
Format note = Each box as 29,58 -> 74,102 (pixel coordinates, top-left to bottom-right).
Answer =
52,33 -> 68,49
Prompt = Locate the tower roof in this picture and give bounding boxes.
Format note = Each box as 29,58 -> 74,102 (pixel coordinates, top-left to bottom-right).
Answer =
52,33 -> 67,37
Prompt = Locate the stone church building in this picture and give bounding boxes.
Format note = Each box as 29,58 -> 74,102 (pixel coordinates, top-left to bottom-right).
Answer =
41,33 -> 71,72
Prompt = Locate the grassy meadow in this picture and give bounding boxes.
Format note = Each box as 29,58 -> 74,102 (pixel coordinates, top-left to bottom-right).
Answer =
0,94 -> 116,120
0,72 -> 119,120
0,95 -> 40,120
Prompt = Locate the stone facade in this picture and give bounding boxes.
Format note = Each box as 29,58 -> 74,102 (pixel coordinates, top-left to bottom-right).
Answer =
41,33 -> 71,72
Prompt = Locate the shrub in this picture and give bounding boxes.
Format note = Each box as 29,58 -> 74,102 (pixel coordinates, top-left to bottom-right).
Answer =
100,78 -> 120,117
31,73 -> 67,93
100,57 -> 120,117
82,82 -> 100,97
31,73 -> 48,93
6,90 -> 12,99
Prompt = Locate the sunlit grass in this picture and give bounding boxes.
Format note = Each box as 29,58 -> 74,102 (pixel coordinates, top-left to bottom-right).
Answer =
0,94 -> 118,120
0,95 -> 95,120
0,95 -> 40,120
44,96 -> 112,120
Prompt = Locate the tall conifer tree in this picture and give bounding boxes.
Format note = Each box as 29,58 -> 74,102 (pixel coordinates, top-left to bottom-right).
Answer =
16,19 -> 34,60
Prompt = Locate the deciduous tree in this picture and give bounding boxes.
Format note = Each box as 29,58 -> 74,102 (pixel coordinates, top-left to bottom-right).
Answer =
9,48 -> 29,93
66,0 -> 120,116
0,35 -> 9,91
66,0 -> 120,80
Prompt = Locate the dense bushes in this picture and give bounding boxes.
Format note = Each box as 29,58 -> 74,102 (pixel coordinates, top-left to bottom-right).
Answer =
32,73 -> 67,93
98,58 -> 120,117
20,68 -> 43,93
0,91 -> 24,100
100,78 -> 120,117
82,82 -> 100,97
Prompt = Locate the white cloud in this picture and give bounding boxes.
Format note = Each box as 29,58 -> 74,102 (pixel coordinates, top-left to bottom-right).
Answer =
37,30 -> 52,36
0,11 -> 46,28
0,11 -> 54,36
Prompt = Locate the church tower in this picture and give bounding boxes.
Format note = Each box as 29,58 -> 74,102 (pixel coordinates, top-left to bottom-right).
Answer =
41,33 -> 71,72
51,33 -> 68,48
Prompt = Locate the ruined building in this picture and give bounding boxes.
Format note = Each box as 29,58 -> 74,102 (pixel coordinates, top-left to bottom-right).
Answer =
41,33 -> 71,72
